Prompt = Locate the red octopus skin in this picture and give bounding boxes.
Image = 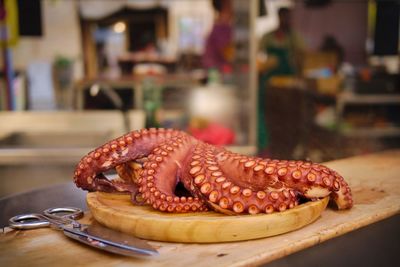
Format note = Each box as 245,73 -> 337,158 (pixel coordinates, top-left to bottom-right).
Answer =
73,128 -> 353,214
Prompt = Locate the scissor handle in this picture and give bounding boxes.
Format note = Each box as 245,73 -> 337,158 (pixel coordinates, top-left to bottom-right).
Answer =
43,207 -> 84,221
9,207 -> 84,230
9,213 -> 51,229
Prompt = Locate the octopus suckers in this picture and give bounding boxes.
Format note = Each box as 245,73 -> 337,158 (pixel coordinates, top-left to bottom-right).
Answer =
119,140 -> 126,146
219,197 -> 229,209
277,168 -> 288,176
150,163 -> 157,168
190,160 -> 200,166
279,203 -> 287,212
167,205 -> 174,212
233,202 -> 244,213
307,173 -> 316,182
215,176 -> 226,183
230,186 -> 240,194
207,166 -> 219,171
194,174 -> 205,184
212,171 -> 222,177
256,191 -> 266,199
242,188 -> 252,197
244,161 -> 256,168
333,180 -> 340,190
208,191 -> 219,202
292,170 -> 302,179
190,166 -> 202,175
265,166 -> 275,174
222,181 -> 232,189
265,205 -> 274,214
239,158 -> 248,163
323,177 -> 331,186
253,165 -> 265,172
248,205 -> 259,215
270,191 -> 279,200
200,183 -> 212,194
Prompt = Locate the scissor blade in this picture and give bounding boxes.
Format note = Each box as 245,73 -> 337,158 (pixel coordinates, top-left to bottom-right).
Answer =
63,224 -> 158,257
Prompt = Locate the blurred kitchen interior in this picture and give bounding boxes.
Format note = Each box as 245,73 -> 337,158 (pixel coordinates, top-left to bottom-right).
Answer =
0,0 -> 399,197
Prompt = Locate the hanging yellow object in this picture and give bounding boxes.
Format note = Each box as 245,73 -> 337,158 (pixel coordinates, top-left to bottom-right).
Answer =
0,0 -> 19,46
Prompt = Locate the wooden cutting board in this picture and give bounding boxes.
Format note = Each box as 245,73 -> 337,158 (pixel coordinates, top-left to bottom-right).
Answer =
87,192 -> 329,243
1,150 -> 400,267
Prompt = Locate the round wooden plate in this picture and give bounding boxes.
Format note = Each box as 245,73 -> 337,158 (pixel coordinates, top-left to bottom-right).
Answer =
87,192 -> 329,243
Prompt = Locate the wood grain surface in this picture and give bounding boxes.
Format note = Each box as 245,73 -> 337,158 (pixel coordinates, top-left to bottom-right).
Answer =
1,150 -> 400,267
87,192 -> 328,243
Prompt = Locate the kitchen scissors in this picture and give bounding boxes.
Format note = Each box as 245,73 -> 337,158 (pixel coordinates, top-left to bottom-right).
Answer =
8,207 -> 158,257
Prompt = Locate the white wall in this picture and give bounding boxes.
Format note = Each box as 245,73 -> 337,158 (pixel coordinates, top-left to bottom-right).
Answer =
12,0 -> 83,80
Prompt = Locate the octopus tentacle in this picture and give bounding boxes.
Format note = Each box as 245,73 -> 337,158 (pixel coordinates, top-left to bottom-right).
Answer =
262,161 -> 353,209
187,143 -> 298,214
138,136 -> 208,212
73,128 -> 187,192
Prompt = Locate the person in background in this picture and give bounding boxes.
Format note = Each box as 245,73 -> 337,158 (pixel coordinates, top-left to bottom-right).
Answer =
202,0 -> 234,72
319,34 -> 345,68
257,7 -> 305,155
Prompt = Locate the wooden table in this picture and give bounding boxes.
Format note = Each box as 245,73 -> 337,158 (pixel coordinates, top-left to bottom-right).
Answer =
1,150 -> 399,266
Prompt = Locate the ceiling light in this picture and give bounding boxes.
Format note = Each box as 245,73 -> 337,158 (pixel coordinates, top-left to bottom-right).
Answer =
113,22 -> 126,33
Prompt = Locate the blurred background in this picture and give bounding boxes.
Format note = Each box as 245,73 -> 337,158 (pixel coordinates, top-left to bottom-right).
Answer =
0,0 -> 399,197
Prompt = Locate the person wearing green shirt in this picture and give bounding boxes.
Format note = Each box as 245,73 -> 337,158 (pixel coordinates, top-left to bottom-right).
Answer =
257,7 -> 305,154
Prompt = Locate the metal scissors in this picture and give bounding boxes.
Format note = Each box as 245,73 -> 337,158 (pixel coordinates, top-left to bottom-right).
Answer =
9,207 -> 158,257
